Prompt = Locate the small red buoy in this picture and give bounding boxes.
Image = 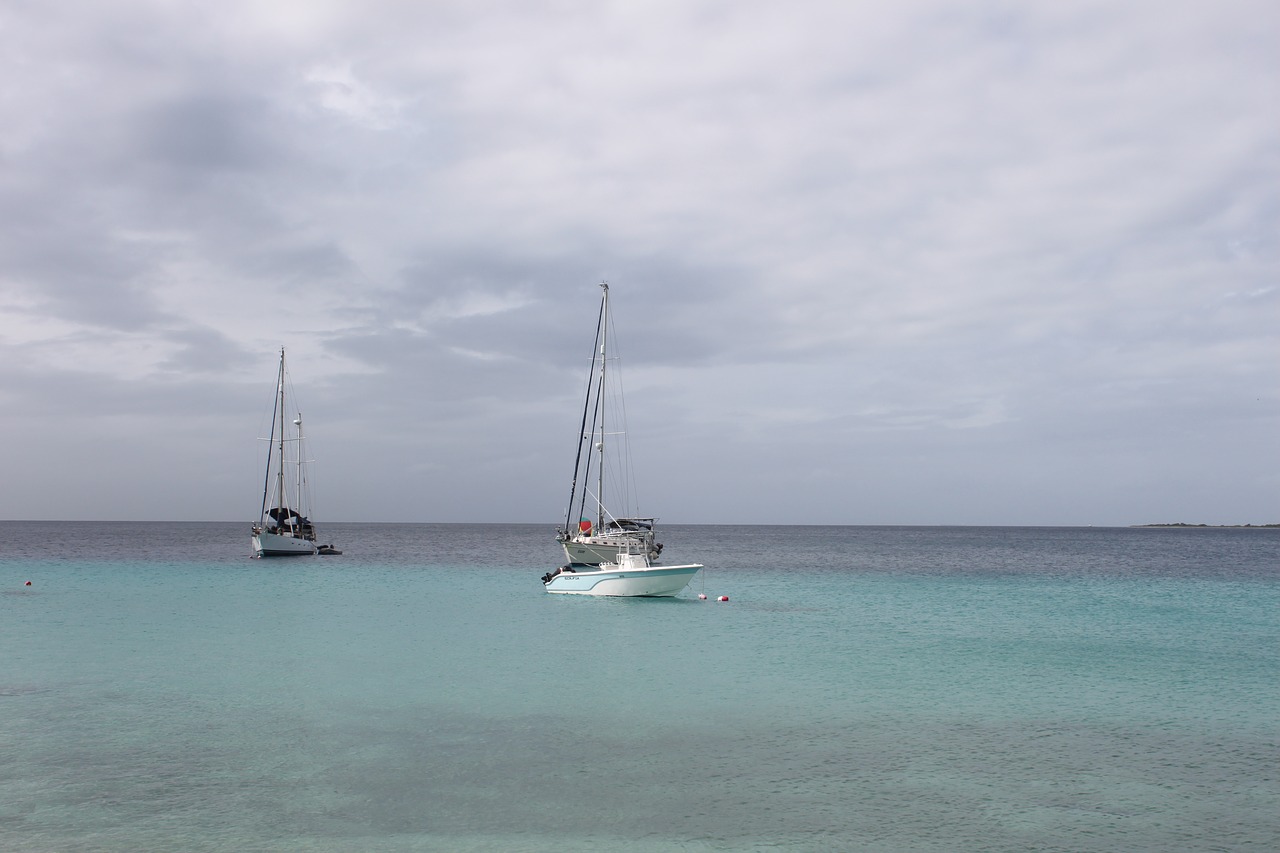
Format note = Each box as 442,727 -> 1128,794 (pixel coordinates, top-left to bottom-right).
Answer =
24,580 -> 32,586
698,593 -> 707,600
717,595 -> 728,602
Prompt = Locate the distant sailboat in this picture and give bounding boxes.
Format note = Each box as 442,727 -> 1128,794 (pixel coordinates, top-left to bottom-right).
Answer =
251,349 -> 337,557
545,283 -> 701,596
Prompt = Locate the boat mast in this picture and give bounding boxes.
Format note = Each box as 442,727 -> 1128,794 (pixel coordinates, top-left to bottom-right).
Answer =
294,413 -> 304,519
563,285 -> 607,537
275,348 -> 287,518
595,282 -> 609,530
258,354 -> 282,525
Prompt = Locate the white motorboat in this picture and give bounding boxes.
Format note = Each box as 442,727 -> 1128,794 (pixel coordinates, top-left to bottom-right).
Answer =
543,545 -> 702,597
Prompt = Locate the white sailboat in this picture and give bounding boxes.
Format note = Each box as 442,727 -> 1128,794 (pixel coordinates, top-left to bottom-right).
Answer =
546,283 -> 701,596
251,348 -> 333,557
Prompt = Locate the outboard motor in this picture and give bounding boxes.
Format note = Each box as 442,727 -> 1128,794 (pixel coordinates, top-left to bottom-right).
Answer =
542,566 -> 575,584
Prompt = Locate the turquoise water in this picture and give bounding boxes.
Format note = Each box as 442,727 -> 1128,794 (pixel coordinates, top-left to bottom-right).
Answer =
1,523 -> 1277,851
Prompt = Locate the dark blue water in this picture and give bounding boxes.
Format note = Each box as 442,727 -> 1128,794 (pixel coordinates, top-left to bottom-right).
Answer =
2,523 -> 1277,851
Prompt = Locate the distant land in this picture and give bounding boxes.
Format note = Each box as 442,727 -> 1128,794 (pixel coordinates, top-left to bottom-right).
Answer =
1133,523 -> 1280,528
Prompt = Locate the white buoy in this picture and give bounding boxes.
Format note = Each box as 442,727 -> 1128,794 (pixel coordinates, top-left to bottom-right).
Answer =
698,593 -> 707,600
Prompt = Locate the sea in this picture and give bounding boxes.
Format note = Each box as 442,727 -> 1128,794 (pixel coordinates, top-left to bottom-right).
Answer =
1,522 -> 1276,852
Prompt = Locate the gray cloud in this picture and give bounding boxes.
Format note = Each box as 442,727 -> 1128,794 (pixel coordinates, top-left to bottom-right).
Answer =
0,0 -> 1276,525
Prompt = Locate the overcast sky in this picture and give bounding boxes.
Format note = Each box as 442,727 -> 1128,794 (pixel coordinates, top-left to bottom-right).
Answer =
1,0 -> 1276,526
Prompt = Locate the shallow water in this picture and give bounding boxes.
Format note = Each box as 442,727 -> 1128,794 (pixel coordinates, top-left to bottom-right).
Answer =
2,522 -> 1277,851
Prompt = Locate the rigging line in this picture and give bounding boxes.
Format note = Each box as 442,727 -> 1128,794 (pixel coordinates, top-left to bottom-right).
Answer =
295,410 -> 315,521
576,355 -> 605,529
608,324 -> 642,518
281,367 -> 302,516
594,282 -> 609,529
563,289 -> 606,534
600,300 -> 641,521
289,356 -> 317,526
258,354 -> 282,522
276,351 -> 293,517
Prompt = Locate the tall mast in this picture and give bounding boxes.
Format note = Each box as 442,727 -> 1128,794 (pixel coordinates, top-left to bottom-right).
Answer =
596,282 -> 609,528
258,355 -> 281,524
276,348 -> 287,515
562,290 -> 606,536
294,412 -> 305,518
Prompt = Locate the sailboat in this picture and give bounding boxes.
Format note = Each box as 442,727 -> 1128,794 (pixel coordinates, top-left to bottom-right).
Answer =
250,348 -> 334,557
545,283 -> 702,596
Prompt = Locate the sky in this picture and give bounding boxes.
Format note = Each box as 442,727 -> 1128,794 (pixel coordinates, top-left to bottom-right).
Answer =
1,0 -> 1276,526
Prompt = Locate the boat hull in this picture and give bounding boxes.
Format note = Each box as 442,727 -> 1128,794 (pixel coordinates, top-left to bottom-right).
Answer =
252,531 -> 317,557
561,534 -> 660,567
543,563 -> 702,597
